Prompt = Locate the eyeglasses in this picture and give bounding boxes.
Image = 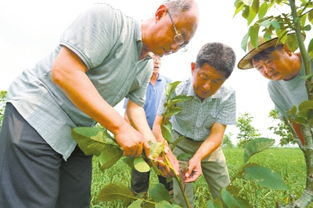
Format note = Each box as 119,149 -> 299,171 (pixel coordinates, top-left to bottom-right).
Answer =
167,10 -> 187,51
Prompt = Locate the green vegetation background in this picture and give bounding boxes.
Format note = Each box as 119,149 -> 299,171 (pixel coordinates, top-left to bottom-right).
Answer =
91,148 -> 308,208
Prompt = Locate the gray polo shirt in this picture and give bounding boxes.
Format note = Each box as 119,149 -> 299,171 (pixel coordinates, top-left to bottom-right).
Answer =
158,79 -> 236,141
268,62 -> 313,118
7,4 -> 152,160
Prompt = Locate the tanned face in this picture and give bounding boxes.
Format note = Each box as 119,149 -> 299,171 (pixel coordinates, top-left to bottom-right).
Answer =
191,63 -> 226,100
252,47 -> 301,81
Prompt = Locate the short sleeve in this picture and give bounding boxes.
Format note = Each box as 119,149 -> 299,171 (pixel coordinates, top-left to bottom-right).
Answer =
60,4 -> 119,70
127,61 -> 153,107
216,90 -> 236,125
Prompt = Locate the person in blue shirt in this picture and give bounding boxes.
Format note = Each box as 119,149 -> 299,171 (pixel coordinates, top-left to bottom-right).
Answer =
124,54 -> 173,194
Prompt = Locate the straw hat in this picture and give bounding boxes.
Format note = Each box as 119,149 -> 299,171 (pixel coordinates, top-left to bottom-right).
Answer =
237,33 -> 303,69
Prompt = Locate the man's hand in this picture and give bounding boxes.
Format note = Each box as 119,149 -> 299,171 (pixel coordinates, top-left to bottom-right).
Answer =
183,157 -> 202,183
114,122 -> 148,157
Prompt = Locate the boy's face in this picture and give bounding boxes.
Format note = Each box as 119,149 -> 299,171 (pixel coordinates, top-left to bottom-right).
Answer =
191,63 -> 226,99
252,47 -> 301,80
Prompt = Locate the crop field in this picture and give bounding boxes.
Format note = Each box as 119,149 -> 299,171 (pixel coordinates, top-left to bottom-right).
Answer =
90,148 -> 310,208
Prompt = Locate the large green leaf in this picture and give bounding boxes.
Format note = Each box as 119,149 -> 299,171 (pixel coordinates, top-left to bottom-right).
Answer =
220,189 -> 249,208
134,157 -> 150,173
243,165 -> 288,190
96,183 -> 134,202
128,199 -> 143,208
149,184 -> 171,202
98,145 -> 123,170
244,137 -> 274,162
72,127 -> 109,155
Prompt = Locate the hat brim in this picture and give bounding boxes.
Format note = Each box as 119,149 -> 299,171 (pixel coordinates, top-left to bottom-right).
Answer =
237,33 -> 304,70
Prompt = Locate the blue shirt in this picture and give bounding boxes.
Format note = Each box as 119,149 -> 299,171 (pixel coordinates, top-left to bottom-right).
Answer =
7,4 -> 152,160
124,75 -> 171,128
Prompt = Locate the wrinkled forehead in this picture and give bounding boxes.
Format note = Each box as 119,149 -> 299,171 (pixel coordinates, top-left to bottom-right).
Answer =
174,9 -> 199,41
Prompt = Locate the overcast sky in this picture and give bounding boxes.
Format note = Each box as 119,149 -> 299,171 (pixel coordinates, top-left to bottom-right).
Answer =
1,0 -> 304,144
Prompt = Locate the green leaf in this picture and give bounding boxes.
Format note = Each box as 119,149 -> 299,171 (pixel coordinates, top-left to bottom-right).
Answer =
150,142 -> 165,159
134,157 -> 150,173
161,122 -> 174,143
241,0 -> 253,6
258,2 -> 268,19
309,10 -> 313,24
286,34 -> 299,52
308,38 -> 313,59
220,189 -> 250,208
271,20 -> 280,30
149,184 -> 171,202
242,5 -> 250,19
303,24 -> 312,31
247,7 -> 257,25
123,157 -> 135,169
155,201 -> 170,208
251,0 -> 259,13
96,183 -> 134,202
244,137 -> 274,162
98,145 -> 122,170
166,81 -> 181,97
128,199 -> 143,208
249,24 -> 260,48
72,127 -> 109,156
166,106 -> 184,117
298,100 -> 313,121
259,19 -> 272,28
234,1 -> 245,17
243,165 -> 288,190
241,32 -> 250,51
170,95 -> 193,105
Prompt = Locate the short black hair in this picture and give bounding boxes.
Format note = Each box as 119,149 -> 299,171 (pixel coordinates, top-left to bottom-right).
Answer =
196,42 -> 236,78
252,44 -> 284,62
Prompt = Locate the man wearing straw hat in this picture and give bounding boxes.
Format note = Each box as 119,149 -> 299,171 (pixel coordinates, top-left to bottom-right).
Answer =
237,33 -> 312,145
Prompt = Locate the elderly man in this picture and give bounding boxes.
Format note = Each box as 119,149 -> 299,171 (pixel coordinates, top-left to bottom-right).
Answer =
153,42 -> 236,207
0,1 -> 199,207
237,34 -> 312,145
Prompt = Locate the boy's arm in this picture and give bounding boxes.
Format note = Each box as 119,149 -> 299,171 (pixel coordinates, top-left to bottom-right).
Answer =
184,122 -> 226,182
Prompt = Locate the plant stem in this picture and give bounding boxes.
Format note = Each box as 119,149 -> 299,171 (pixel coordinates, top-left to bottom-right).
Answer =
289,0 -> 313,100
164,155 -> 192,208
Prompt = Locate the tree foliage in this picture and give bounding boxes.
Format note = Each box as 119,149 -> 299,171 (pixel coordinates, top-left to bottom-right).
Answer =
268,109 -> 296,146
236,112 -> 261,147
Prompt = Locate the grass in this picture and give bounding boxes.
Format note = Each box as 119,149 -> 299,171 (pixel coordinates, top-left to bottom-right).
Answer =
91,148 -> 310,208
